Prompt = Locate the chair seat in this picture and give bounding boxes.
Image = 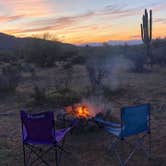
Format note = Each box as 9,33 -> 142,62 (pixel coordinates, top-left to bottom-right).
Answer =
95,117 -> 121,127
105,126 -> 122,137
55,127 -> 71,142
24,127 -> 71,145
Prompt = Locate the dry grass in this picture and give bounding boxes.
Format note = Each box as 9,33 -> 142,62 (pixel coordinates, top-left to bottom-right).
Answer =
0,67 -> 166,166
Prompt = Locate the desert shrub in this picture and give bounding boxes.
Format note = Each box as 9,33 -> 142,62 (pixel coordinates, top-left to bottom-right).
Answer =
152,38 -> 166,48
30,85 -> 81,107
20,63 -> 36,78
31,85 -> 47,105
60,50 -> 77,89
0,51 -> 17,63
152,46 -> 166,66
47,88 -> 81,107
102,85 -> 126,100
23,38 -> 60,67
56,48 -> 85,89
127,53 -> 147,72
0,64 -> 21,92
85,55 -> 109,94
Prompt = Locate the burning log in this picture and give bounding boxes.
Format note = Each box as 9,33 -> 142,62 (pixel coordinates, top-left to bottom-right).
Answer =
65,104 -> 91,119
56,101 -> 111,133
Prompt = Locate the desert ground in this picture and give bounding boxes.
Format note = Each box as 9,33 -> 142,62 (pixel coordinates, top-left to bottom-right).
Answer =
0,66 -> 166,166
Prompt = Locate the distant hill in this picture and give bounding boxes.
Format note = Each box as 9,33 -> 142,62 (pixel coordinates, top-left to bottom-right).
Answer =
79,40 -> 143,47
0,33 -> 20,50
0,32 -> 143,51
107,40 -> 142,46
0,33 -> 75,51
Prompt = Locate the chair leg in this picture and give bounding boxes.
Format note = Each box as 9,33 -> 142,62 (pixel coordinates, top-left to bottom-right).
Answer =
58,139 -> 65,164
109,134 -> 152,166
123,142 -> 140,165
148,132 -> 152,160
55,148 -> 59,166
137,135 -> 151,159
110,139 -> 125,166
115,149 -> 124,166
27,145 -> 51,166
111,137 -> 147,166
124,134 -> 151,163
23,144 -> 26,166
108,138 -> 119,153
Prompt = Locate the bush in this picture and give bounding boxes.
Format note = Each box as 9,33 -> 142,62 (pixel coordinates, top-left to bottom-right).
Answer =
30,86 -> 81,107
0,51 -> 17,63
47,88 -> 81,107
128,53 -> 147,72
0,64 -> 21,92
85,55 -> 109,94
31,85 -> 47,105
23,38 -> 60,67
102,85 -> 126,100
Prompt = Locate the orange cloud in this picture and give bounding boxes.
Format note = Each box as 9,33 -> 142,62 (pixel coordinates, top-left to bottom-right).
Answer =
0,15 -> 25,22
0,0 -> 54,18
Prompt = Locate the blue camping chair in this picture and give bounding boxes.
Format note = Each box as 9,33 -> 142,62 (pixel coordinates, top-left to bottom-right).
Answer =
95,104 -> 151,166
20,111 -> 75,166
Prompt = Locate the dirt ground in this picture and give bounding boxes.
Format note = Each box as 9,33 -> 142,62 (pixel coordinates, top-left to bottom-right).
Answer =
0,67 -> 166,166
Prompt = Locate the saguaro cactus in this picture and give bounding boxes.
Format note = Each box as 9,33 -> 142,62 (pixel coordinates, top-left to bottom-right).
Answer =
141,9 -> 152,65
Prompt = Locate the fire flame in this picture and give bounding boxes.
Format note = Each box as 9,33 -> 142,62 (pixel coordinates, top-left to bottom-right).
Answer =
75,105 -> 90,118
66,104 -> 91,118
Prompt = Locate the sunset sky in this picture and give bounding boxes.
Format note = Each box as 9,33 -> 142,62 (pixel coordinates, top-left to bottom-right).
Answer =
0,0 -> 166,44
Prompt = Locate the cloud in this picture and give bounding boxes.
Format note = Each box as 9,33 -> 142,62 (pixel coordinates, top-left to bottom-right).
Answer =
154,18 -> 166,24
19,3 -> 137,32
130,35 -> 141,39
96,4 -> 140,18
0,15 -> 25,22
24,11 -> 94,27
0,0 -> 54,18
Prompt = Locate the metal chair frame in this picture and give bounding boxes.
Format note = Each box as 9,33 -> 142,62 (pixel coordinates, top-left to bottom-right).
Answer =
20,111 -> 70,166
96,104 -> 151,166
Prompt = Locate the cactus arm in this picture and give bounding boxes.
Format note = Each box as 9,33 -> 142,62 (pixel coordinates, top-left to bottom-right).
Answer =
150,10 -> 152,41
145,9 -> 148,37
145,9 -> 148,33
141,24 -> 144,42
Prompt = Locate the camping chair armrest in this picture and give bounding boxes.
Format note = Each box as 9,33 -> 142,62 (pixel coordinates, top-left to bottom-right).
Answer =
109,122 -> 121,127
94,117 -> 121,127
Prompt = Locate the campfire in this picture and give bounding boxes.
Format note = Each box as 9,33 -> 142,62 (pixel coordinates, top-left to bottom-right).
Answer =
56,99 -> 111,132
65,104 -> 91,119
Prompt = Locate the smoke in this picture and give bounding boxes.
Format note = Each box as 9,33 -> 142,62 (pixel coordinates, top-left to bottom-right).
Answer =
81,55 -> 134,116
104,55 -> 134,91
81,95 -> 112,117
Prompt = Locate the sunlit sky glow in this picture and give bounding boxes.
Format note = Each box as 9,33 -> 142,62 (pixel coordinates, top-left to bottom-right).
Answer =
0,0 -> 166,44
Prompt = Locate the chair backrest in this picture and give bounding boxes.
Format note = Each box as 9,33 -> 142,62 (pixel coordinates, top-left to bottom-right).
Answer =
121,104 -> 150,137
20,111 -> 55,144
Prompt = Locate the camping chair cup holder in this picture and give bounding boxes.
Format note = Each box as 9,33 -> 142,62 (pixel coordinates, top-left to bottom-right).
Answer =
20,111 -> 74,166
95,103 -> 151,166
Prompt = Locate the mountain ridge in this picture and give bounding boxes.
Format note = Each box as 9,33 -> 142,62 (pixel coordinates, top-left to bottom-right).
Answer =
0,33 -> 74,51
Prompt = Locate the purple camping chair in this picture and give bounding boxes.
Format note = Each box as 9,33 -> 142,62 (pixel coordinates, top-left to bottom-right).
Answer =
20,110 -> 74,166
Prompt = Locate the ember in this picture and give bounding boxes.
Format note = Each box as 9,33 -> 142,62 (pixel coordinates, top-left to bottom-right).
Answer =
75,105 -> 90,118
65,104 -> 91,119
